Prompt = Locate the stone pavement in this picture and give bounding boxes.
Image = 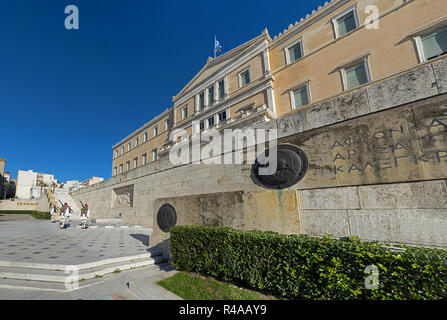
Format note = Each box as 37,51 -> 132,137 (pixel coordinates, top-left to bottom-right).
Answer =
0,218 -> 181,300
0,220 -> 151,264
0,264 -> 181,300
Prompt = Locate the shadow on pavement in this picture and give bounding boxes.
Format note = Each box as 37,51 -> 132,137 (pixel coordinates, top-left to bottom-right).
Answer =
130,234 -> 149,246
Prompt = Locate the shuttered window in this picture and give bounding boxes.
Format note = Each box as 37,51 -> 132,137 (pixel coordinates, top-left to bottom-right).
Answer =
288,42 -> 302,63
422,26 -> 447,60
199,92 -> 205,109
337,11 -> 357,37
152,149 -> 157,161
218,111 -> 227,122
293,86 -> 309,109
208,116 -> 215,127
345,62 -> 368,90
239,70 -> 250,87
208,86 -> 215,105
218,80 -> 225,99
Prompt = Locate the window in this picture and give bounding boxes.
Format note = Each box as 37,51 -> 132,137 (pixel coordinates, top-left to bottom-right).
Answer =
208,116 -> 215,128
119,164 -> 123,173
218,110 -> 227,122
127,142 -> 131,152
332,6 -> 359,38
126,161 -> 130,171
238,69 -> 251,87
113,167 -> 117,176
218,79 -> 225,99
199,92 -> 205,110
114,150 -> 118,158
142,153 -> 147,165
144,132 -> 148,142
290,84 -> 310,109
182,106 -> 188,120
133,157 -> 138,168
341,59 -> 371,91
165,119 -> 170,131
152,149 -> 157,162
121,147 -> 124,155
200,120 -> 205,131
135,137 -> 139,147
154,126 -> 158,137
208,86 -> 215,105
285,39 -> 303,65
415,25 -> 447,62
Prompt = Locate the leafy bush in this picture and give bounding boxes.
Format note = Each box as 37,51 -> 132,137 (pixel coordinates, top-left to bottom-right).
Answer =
0,210 -> 51,220
170,226 -> 447,300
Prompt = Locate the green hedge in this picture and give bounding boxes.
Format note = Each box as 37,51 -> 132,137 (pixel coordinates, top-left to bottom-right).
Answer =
0,210 -> 51,220
170,226 -> 447,300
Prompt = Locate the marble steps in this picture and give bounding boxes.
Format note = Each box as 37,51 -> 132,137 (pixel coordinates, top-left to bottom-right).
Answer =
0,249 -> 165,284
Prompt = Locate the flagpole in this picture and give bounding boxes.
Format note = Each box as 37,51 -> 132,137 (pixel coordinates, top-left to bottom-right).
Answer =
214,35 -> 216,58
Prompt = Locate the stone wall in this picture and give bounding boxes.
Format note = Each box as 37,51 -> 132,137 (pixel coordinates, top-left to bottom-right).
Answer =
0,199 -> 38,211
71,56 -> 447,249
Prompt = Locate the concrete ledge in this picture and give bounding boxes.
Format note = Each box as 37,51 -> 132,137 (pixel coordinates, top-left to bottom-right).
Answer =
0,256 -> 165,283
0,249 -> 162,271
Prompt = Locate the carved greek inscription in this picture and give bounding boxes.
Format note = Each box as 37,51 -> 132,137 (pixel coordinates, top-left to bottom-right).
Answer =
331,118 -> 447,174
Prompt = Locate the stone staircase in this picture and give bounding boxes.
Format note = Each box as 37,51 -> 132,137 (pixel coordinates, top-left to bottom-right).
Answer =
52,189 -> 81,220
0,249 -> 165,292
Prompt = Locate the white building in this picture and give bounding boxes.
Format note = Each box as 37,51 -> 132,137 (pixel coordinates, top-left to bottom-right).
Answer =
15,170 -> 56,199
62,180 -> 80,192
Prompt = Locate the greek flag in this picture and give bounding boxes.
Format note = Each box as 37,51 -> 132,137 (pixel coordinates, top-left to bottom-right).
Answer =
214,36 -> 222,58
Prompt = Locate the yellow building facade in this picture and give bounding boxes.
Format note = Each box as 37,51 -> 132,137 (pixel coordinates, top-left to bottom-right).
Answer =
111,0 -> 447,175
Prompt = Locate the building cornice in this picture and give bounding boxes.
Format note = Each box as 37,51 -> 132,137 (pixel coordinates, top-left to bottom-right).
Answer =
269,0 -> 349,50
112,107 -> 173,149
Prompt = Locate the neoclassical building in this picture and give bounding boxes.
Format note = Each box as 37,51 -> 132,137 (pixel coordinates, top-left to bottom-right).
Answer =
112,0 -> 447,176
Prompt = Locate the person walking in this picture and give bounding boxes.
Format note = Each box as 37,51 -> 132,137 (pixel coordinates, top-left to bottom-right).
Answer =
80,203 -> 90,229
50,204 -> 58,223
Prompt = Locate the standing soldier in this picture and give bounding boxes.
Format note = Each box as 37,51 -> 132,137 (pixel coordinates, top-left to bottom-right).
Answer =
50,204 -> 58,223
67,206 -> 73,221
80,203 -> 90,229
59,202 -> 69,229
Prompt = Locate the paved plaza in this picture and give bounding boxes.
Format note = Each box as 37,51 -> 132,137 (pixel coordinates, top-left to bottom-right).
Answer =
0,216 -> 180,300
0,219 -> 151,264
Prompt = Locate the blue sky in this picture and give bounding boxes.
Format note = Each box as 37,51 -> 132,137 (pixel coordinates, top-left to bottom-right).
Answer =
0,0 -> 326,182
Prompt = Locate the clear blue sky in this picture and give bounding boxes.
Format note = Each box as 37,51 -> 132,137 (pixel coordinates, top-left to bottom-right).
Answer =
0,0 -> 326,182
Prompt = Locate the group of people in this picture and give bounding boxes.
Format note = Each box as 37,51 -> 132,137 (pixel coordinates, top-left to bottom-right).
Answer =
50,202 -> 90,229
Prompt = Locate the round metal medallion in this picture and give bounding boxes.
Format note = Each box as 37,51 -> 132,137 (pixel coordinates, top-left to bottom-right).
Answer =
157,203 -> 177,233
251,144 -> 308,190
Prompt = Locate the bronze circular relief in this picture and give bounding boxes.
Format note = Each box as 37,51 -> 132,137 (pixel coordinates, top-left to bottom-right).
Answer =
157,203 -> 177,233
251,144 -> 308,190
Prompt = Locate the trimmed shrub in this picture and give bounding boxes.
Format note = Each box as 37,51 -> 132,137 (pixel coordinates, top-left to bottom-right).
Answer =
170,226 -> 447,300
0,210 -> 51,220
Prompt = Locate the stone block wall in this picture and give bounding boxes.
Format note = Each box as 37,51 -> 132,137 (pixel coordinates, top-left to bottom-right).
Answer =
71,56 -> 447,249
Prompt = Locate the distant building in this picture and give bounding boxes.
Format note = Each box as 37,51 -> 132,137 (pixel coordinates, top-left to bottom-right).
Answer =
0,159 -> 6,199
80,177 -> 104,188
0,159 -> 5,177
16,170 -> 57,199
62,180 -> 80,192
